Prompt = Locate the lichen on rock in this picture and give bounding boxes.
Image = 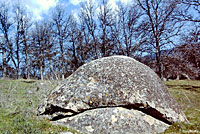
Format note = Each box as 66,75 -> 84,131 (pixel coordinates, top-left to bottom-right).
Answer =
37,55 -> 187,134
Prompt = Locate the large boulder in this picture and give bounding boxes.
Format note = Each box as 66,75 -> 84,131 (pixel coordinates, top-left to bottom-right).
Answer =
37,55 -> 187,134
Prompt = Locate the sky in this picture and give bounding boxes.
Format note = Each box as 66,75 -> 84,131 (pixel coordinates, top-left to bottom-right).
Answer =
4,0 -> 134,20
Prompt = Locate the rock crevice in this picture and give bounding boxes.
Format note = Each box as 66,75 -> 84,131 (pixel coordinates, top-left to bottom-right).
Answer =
41,102 -> 173,125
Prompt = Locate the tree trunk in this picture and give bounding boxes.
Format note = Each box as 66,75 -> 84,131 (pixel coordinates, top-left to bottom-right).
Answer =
62,67 -> 65,80
40,66 -> 43,81
2,48 -> 6,78
26,56 -> 30,79
156,41 -> 162,79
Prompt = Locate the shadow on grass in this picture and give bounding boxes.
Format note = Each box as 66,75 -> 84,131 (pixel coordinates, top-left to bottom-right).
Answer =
22,80 -> 36,84
167,85 -> 200,93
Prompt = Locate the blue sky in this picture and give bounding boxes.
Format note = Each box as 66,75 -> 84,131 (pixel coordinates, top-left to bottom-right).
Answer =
4,0 -> 134,20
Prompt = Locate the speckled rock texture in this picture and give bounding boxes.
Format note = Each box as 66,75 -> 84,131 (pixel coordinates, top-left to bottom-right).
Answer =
55,107 -> 169,134
37,55 -> 187,134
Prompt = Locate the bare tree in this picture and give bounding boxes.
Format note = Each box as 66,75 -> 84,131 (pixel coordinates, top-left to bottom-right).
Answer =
0,1 -> 13,78
21,13 -> 32,79
30,21 -> 55,80
52,4 -> 69,80
136,0 -> 184,78
13,6 -> 21,79
80,0 -> 99,59
67,15 -> 81,71
178,0 -> 200,22
180,25 -> 200,73
98,0 -> 116,57
117,3 -> 145,57
159,25 -> 200,80
12,2 -> 32,79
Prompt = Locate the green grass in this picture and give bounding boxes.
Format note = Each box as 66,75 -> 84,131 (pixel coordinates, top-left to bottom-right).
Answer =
0,79 -> 80,134
164,80 -> 200,133
0,108 -> 76,134
0,79 -> 199,134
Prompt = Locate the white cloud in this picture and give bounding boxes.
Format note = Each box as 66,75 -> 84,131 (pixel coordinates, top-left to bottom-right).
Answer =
26,0 -> 59,20
36,0 -> 58,10
4,0 -> 59,20
69,0 -> 85,5
95,0 -> 119,15
71,9 -> 81,23
22,0 -> 134,20
69,0 -> 135,9
69,0 -> 98,6
108,0 -> 119,11
120,0 -> 135,5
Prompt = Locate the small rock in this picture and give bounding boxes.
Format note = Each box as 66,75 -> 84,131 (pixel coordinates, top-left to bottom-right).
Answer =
60,132 -> 73,134
26,90 -> 33,94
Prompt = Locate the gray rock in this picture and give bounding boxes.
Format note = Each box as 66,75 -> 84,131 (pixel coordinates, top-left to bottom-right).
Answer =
37,55 -> 187,133
26,90 -> 33,94
56,107 -> 169,134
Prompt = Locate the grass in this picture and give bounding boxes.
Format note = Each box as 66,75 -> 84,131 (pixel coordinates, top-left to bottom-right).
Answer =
0,79 -> 199,134
164,80 -> 200,133
0,79 -> 80,134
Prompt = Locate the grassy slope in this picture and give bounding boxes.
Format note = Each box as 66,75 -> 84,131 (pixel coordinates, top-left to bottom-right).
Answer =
164,80 -> 200,133
0,79 -> 199,134
0,79 -> 80,134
